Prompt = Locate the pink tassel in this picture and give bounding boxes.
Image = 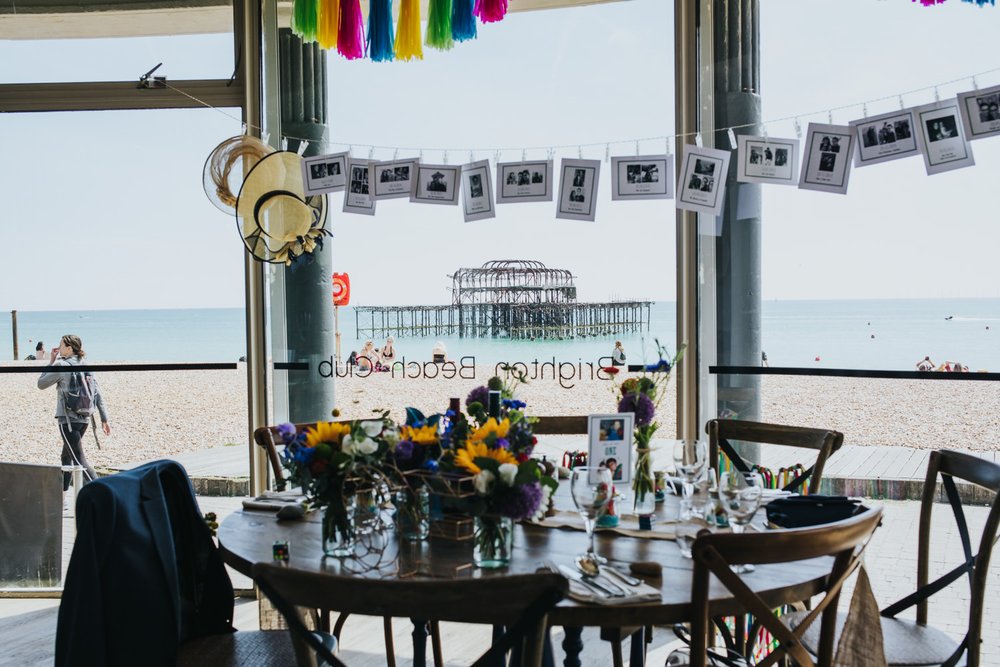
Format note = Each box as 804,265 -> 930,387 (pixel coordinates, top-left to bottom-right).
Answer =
338,0 -> 365,59
913,0 -> 947,5
474,0 -> 508,23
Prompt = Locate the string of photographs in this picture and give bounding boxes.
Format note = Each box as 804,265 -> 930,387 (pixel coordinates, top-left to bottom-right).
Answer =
300,81 -> 1000,222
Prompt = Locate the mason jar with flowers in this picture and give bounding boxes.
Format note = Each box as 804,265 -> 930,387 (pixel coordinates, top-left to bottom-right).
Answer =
278,419 -> 393,557
388,419 -> 443,540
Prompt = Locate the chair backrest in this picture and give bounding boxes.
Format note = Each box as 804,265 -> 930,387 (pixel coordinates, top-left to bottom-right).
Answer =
689,506 -> 884,667
882,449 -> 1000,667
254,563 -> 567,667
532,415 -> 588,435
706,419 -> 844,495
253,422 -> 321,491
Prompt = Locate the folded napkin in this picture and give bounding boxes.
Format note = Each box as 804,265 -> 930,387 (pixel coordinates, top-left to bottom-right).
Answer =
564,575 -> 662,606
241,491 -> 308,512
761,489 -> 797,499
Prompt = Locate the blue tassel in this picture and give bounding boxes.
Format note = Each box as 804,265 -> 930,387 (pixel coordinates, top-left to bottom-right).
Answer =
452,0 -> 477,42
367,0 -> 395,62
961,0 -> 995,5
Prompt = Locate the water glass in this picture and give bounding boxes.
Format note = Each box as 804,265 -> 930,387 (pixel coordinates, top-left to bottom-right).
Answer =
570,466 -> 613,564
675,517 -> 704,559
672,440 -> 708,501
718,471 -> 763,573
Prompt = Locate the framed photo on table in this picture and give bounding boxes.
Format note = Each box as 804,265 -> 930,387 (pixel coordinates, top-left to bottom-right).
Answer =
556,158 -> 600,221
736,136 -> 799,185
587,413 -> 635,486
368,158 -> 419,200
913,100 -> 975,176
302,151 -> 349,195
849,109 -> 921,168
495,160 -> 554,204
411,163 -> 461,205
611,154 -> 673,200
957,83 -> 1000,142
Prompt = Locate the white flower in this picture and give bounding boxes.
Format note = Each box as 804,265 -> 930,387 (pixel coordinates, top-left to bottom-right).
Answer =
530,484 -> 554,522
360,420 -> 384,437
342,434 -> 378,456
474,470 -> 495,495
382,429 -> 400,447
498,463 -> 518,486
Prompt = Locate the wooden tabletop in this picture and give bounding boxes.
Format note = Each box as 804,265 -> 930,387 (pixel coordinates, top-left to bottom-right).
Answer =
217,499 -> 831,627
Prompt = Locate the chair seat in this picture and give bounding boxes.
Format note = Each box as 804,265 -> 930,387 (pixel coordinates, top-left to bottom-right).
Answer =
787,610 -> 961,666
176,630 -> 297,666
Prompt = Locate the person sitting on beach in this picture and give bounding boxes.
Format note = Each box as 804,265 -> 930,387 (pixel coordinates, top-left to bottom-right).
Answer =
432,341 -> 448,364
952,362 -> 967,373
357,340 -> 376,371
26,340 -> 45,361
916,356 -> 934,372
379,337 -> 396,367
611,341 -> 626,367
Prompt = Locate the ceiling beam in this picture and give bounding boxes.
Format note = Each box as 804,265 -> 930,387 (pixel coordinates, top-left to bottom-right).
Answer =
0,78 -> 243,112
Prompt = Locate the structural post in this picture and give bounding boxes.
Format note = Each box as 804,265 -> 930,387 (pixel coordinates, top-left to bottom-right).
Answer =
279,29 -> 335,423
11,310 -> 18,360
713,0 -> 762,462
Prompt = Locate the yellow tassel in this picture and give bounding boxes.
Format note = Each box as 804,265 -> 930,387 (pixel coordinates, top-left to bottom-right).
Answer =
317,0 -> 340,51
394,0 -> 423,61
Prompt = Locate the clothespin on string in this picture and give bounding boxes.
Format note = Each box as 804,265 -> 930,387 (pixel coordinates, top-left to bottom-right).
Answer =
137,63 -> 166,89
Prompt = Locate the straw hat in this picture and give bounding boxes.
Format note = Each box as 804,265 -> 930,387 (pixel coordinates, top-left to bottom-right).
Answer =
203,134 -> 273,212
236,151 -> 329,265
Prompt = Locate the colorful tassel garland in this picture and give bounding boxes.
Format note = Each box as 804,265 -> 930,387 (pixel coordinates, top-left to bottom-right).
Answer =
474,0 -> 508,23
962,0 -> 995,5
338,0 -> 365,60
426,0 -> 455,51
291,0 -> 320,42
452,0 -> 477,42
317,0 -> 339,51
368,0 -> 395,61
395,0 -> 424,61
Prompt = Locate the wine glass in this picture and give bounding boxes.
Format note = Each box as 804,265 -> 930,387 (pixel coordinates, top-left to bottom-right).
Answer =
672,440 -> 708,509
718,471 -> 764,573
570,467 -> 613,567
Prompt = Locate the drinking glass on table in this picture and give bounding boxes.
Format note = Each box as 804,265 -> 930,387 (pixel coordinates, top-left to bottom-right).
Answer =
672,440 -> 708,509
570,467 -> 613,567
718,471 -> 764,573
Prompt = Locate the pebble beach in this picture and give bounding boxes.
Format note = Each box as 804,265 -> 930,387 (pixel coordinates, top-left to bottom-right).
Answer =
2,362 -> 999,471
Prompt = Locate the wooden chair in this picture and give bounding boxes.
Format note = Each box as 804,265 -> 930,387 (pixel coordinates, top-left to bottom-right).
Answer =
254,563 -> 567,667
687,505 -> 884,667
253,421 -> 320,492
706,419 -> 844,495
795,449 -> 1000,666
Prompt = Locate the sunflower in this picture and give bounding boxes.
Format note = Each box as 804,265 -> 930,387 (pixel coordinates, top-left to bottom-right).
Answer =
468,417 -> 511,444
453,441 -> 518,474
400,424 -> 439,445
304,421 -> 352,447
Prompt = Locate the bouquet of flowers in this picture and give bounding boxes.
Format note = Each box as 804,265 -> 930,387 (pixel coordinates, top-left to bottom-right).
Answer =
278,419 -> 394,555
614,339 -> 685,513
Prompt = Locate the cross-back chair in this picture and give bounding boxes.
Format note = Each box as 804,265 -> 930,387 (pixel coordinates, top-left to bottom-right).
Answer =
687,505 -> 884,667
706,419 -> 844,495
254,563 -> 567,667
796,449 -> 1000,666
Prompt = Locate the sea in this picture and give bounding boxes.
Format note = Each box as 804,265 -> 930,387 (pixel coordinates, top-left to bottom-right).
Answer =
2,299 -> 998,371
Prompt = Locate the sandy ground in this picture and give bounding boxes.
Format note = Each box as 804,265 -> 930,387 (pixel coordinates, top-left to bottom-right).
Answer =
1,362 -> 999,470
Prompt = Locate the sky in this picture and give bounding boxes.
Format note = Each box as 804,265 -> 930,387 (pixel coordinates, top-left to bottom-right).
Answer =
1,0 -> 999,312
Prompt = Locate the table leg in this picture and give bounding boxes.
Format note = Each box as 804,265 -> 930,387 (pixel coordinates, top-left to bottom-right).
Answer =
411,618 -> 429,667
561,626 -> 583,667
628,626 -> 646,667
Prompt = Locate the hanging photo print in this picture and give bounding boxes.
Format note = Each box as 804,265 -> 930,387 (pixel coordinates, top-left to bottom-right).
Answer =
798,123 -> 855,195
495,160 -> 554,204
587,413 -> 635,485
849,109 -> 921,168
410,163 -> 461,205
957,83 -> 1000,142
556,158 -> 601,222
913,100 -> 975,175
368,158 -> 420,200
343,159 -> 376,215
736,136 -> 799,186
301,151 -> 349,195
461,160 -> 495,222
676,145 -> 731,216
610,154 -> 673,201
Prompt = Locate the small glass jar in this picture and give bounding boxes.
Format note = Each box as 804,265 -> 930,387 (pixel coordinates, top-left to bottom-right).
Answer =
395,485 -> 430,541
322,496 -> 357,558
473,515 -> 513,568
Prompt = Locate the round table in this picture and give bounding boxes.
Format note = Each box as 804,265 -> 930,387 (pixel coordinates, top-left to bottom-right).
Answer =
218,501 -> 831,666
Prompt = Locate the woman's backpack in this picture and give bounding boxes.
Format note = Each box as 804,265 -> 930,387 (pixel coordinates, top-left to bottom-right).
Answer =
64,369 -> 97,419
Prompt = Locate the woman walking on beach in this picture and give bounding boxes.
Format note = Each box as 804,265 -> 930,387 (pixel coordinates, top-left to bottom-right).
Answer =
38,335 -> 111,493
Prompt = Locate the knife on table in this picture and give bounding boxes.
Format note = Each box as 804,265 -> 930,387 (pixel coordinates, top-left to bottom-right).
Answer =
557,565 -> 625,598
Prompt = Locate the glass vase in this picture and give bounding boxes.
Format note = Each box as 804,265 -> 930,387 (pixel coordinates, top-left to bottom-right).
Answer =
633,490 -> 657,516
473,515 -> 513,569
322,496 -> 357,558
395,486 -> 430,541
633,446 -> 656,516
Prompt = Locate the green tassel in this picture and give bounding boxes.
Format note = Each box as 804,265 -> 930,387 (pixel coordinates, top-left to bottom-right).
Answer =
292,0 -> 319,42
425,0 -> 454,51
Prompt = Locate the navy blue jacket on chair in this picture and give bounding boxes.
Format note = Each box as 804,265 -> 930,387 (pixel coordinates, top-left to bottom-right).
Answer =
55,460 -> 235,667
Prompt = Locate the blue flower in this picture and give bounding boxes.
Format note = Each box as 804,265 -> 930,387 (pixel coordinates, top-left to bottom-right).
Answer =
495,437 -> 511,450
423,459 -> 440,472
502,399 -> 526,410
292,445 -> 315,465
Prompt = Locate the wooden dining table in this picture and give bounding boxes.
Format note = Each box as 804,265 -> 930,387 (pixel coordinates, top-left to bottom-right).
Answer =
218,493 -> 833,667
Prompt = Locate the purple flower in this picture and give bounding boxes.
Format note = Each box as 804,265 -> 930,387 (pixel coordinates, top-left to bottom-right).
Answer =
618,392 -> 655,427
498,481 -> 543,521
394,440 -> 416,462
466,385 -> 489,410
276,422 -> 297,443
494,438 -> 510,450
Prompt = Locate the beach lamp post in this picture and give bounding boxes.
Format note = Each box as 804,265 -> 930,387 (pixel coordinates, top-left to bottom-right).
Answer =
332,273 -> 351,365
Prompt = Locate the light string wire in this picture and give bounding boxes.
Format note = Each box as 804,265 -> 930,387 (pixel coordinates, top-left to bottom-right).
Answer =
164,64 -> 1000,155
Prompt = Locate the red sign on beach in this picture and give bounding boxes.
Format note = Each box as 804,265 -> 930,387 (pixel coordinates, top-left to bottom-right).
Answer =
332,273 -> 350,306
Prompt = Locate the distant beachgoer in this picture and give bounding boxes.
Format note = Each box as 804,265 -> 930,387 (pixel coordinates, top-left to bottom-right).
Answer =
25,340 -> 45,361
432,341 -> 448,364
761,350 -> 769,367
357,341 -> 376,371
916,356 -> 934,372
612,341 -> 626,367
37,335 -> 111,494
379,337 -> 396,366
952,362 -> 967,373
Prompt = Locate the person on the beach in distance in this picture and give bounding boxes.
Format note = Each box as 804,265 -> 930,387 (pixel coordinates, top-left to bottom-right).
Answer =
26,340 -> 45,361
916,356 -> 934,372
761,350 -> 769,367
612,341 -> 626,366
357,340 -> 376,371
37,335 -> 111,495
432,341 -> 448,364
379,336 -> 396,368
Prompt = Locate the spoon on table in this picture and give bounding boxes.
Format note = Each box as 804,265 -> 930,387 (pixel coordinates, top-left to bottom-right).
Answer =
575,557 -> 628,595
